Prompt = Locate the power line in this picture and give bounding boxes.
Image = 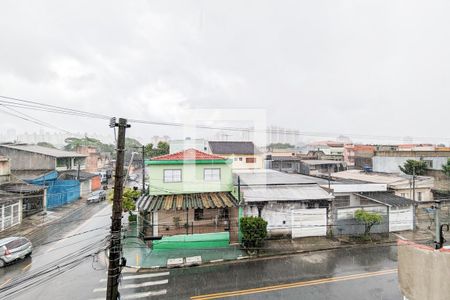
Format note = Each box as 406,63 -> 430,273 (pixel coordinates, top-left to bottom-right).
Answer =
1,95 -> 450,142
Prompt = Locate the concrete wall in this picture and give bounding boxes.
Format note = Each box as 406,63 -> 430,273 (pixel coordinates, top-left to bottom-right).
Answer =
220,154 -> 265,170
333,205 -> 389,236
0,148 -> 55,171
373,155 -> 450,172
398,241 -> 450,300
0,158 -> 10,184
148,163 -> 233,195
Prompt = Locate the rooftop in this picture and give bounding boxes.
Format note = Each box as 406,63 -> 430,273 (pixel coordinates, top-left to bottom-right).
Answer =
151,149 -> 226,161
233,169 -> 329,185
301,160 -> 346,165
209,141 -> 261,155
358,192 -> 414,207
332,170 -> 433,186
0,144 -> 86,158
242,184 -> 333,202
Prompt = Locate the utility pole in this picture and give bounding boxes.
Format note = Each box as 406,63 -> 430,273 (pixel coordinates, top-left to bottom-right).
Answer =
106,118 -> 130,300
142,145 -> 145,194
412,165 -> 416,230
434,200 -> 441,249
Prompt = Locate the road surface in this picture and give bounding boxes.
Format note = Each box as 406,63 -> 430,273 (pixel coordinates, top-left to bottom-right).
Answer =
0,200 -> 403,299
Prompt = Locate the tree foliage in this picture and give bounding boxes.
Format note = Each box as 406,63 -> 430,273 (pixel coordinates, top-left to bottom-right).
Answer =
144,141 -> 170,158
64,136 -> 114,153
354,209 -> 383,237
443,158 -> 450,177
108,187 -> 140,212
399,159 -> 428,175
240,216 -> 268,250
267,143 -> 295,150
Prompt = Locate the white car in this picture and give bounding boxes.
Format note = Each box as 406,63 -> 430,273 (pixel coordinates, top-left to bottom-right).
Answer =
0,237 -> 32,267
87,190 -> 107,204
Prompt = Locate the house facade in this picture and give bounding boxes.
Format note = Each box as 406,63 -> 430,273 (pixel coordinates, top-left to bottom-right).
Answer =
0,144 -> 87,175
137,149 -> 239,247
0,191 -> 22,231
0,156 -> 10,184
208,141 -> 264,170
373,150 -> 450,173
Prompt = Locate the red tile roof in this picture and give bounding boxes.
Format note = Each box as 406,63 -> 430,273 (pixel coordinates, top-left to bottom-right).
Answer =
151,149 -> 226,161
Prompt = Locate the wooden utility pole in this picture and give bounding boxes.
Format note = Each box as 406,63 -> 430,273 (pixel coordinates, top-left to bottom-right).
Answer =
106,118 -> 130,300
142,145 -> 146,194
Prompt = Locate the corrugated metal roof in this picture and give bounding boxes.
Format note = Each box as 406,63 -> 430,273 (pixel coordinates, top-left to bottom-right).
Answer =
0,182 -> 45,193
136,192 -> 238,211
358,192 -> 414,207
233,169 -> 329,185
0,144 -> 87,158
242,184 -> 333,202
209,141 -> 260,155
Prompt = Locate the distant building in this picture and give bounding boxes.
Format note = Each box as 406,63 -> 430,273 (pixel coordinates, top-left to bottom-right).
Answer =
299,160 -> 347,176
209,141 -> 264,169
373,150 -> 450,173
169,138 -> 209,154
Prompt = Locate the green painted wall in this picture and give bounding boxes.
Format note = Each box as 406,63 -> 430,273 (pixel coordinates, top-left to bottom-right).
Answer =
148,162 -> 233,195
152,232 -> 230,250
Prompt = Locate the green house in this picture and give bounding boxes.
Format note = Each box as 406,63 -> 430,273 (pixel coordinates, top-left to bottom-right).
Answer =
137,149 -> 240,247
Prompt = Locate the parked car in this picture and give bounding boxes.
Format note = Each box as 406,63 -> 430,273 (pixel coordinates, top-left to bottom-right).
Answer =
128,174 -> 138,181
0,237 -> 32,267
87,190 -> 107,204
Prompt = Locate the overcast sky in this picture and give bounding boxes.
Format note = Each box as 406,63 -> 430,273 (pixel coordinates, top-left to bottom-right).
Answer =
1,1 -> 449,144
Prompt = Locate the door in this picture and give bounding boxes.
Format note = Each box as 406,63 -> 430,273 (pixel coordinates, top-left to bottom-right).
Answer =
291,208 -> 327,238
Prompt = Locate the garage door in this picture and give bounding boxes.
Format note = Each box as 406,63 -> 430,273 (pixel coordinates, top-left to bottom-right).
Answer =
291,208 -> 327,238
389,207 -> 413,232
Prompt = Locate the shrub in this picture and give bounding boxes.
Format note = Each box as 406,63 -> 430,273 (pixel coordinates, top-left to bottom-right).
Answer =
240,216 -> 268,250
354,209 -> 382,238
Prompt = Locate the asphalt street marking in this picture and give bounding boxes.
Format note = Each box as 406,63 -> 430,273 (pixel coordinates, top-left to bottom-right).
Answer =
99,271 -> 170,282
22,263 -> 32,271
90,289 -> 167,300
93,279 -> 168,292
191,268 -> 398,300
0,278 -> 11,288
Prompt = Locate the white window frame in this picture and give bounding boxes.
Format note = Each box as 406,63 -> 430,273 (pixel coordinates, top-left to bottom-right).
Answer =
204,168 -> 221,182
163,169 -> 182,183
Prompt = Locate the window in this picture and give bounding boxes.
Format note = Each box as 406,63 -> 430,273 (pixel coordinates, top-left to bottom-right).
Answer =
246,157 -> 256,163
417,192 -> 422,201
239,157 -> 243,161
163,169 -> 182,182
204,168 -> 221,181
194,209 -> 204,221
423,160 -> 433,168
401,193 -> 406,198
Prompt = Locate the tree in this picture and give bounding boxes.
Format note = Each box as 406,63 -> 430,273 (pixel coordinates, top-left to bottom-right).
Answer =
267,143 -> 295,150
37,142 -> 56,149
107,187 -> 140,212
399,160 -> 428,175
240,216 -> 268,254
64,136 -> 114,153
443,158 -> 450,177
354,209 -> 383,239
144,141 -> 170,158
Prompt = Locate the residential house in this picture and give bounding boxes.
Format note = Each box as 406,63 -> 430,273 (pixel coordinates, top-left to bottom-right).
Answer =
0,156 -> 10,184
209,141 -> 264,169
332,170 -> 434,202
304,141 -> 345,156
0,182 -> 46,218
75,146 -> 110,173
0,191 -> 22,231
59,170 -> 102,196
235,169 -> 333,238
267,156 -> 302,173
298,160 -> 347,176
321,180 -> 414,234
343,145 -> 375,169
137,149 -> 239,248
0,144 -> 87,177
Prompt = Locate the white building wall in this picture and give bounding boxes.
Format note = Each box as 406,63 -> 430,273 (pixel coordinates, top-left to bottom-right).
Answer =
373,156 -> 449,173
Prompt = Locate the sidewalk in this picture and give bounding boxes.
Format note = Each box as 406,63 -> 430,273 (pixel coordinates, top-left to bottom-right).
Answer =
0,196 -> 91,239
122,229 -> 435,270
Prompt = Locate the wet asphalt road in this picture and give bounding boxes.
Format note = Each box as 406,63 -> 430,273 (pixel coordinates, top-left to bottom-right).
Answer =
0,201 -> 111,300
0,195 -> 403,300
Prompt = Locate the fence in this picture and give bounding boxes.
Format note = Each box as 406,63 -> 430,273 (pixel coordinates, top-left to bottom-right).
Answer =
46,180 -> 80,209
333,205 -> 389,236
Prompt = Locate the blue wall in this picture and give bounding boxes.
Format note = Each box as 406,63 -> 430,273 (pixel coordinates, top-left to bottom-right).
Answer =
26,171 -> 81,209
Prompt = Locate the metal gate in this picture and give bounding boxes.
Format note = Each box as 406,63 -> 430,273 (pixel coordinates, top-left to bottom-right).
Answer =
291,208 -> 327,238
